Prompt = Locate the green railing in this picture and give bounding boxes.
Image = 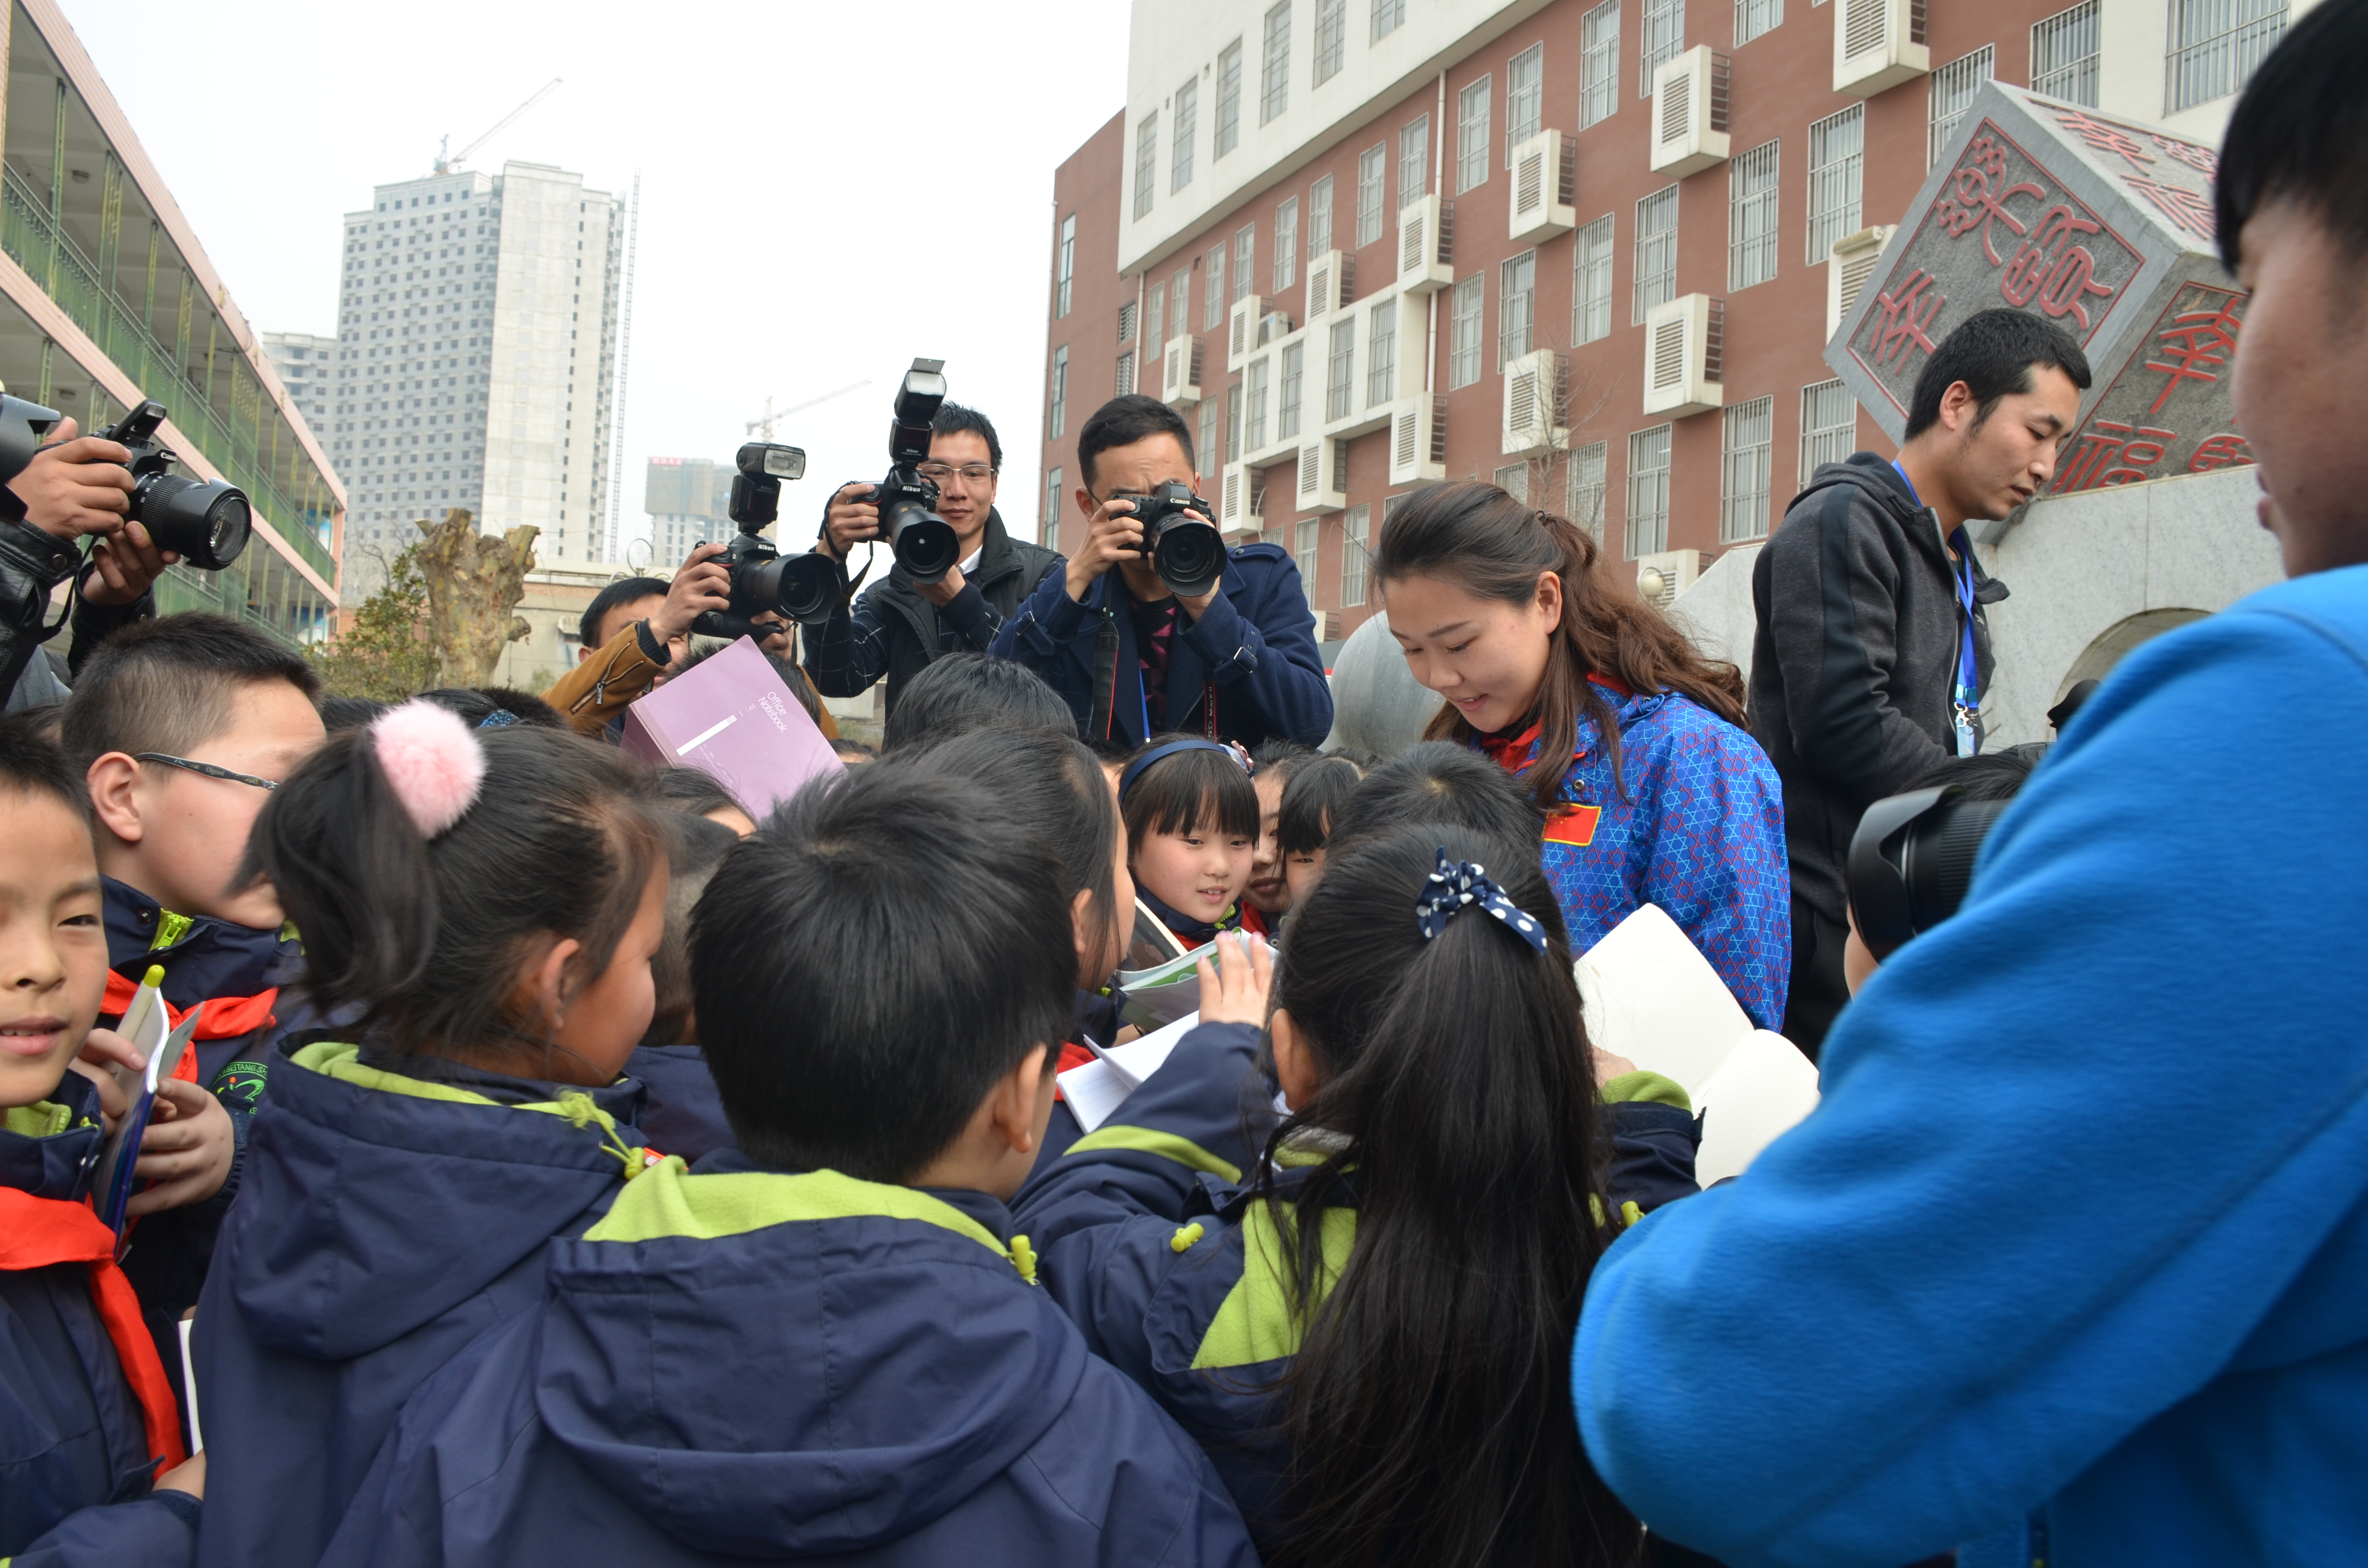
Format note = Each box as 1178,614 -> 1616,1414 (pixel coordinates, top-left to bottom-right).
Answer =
0,168 -> 337,586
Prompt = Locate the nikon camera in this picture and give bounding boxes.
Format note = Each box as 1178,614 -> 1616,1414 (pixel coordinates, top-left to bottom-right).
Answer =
688,441 -> 810,641
94,401 -> 252,571
1115,480 -> 1222,598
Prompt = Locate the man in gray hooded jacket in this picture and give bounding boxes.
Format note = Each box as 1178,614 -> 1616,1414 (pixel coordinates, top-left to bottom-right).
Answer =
1751,309 -> 2088,1054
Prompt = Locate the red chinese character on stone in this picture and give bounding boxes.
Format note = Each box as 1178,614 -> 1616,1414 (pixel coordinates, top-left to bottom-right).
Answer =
2055,110 -> 2158,173
2187,432 -> 2254,473
1931,145 -> 2045,266
2000,206 -> 2118,331
2123,175 -> 2217,242
1865,269 -> 1947,373
2151,135 -> 2219,176
2143,301 -> 2243,414
2055,420 -> 2177,492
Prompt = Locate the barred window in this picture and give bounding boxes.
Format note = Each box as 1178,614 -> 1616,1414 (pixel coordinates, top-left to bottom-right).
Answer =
1233,225 -> 1257,303
1806,105 -> 1863,263
1641,0 -> 1685,97
1720,396 -> 1774,542
1340,503 -> 1370,605
1574,214 -> 1615,343
1275,197 -> 1299,291
1400,113 -> 1430,203
1357,143 -> 1387,246
1056,214 -> 1075,318
1279,341 -> 1306,440
1728,140 -> 1780,291
2030,1 -> 2100,105
1133,112 -> 1158,220
1226,381 -> 1244,462
1146,286 -> 1164,348
1928,46 -> 1994,169
1216,40 -> 1244,158
1198,394 -> 1220,477
1735,0 -> 1782,47
2166,0 -> 2286,114
1262,2 -> 1293,124
1366,299 -> 1397,407
1566,440 -> 1608,541
1117,351 -> 1135,398
1633,185 -> 1678,323
1043,466 -> 1063,549
1800,379 -> 1857,476
1315,0 -> 1347,84
1172,78 -> 1198,191
1448,274 -> 1484,390
1626,425 -> 1672,558
1500,250 -> 1536,367
1493,462 -> 1530,503
1247,357 -> 1271,450
1295,518 -> 1320,589
1507,44 -> 1545,150
1206,245 -> 1227,328
1457,77 -> 1492,192
1327,318 -> 1356,421
1581,0 -> 1621,128
1049,344 -> 1069,441
1309,174 -> 1333,254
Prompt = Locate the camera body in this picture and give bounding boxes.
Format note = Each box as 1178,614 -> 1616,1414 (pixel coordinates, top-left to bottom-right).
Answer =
690,442 -> 810,641
94,401 -> 251,571
874,358 -> 959,583
1118,479 -> 1222,598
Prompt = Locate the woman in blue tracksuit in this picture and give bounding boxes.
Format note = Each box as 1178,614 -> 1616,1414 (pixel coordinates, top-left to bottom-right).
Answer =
1015,823 -> 1699,1565
192,705 -> 672,1568
1372,480 -> 1791,1031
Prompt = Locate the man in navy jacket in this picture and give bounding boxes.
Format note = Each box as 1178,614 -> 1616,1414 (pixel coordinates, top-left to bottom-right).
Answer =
992,395 -> 1332,748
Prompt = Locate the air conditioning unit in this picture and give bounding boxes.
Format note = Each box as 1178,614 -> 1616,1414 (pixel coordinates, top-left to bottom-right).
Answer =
1508,130 -> 1577,244
1308,609 -> 1336,642
1388,395 -> 1447,487
1161,334 -> 1204,406
1219,462 -> 1265,539
1255,310 -> 1296,349
1305,250 -> 1354,321
1502,348 -> 1568,456
1650,48 -> 1731,178
1825,225 -> 1896,343
1641,294 -> 1726,419
1833,0 -> 1929,96
1635,549 -> 1702,610
1296,439 -> 1347,513
1227,294 -> 1269,369
1396,194 -> 1454,294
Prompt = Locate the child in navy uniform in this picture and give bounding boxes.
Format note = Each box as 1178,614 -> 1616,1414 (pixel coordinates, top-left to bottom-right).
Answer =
1016,825 -> 1695,1564
328,762 -> 1258,1567
0,716 -> 203,1565
1120,738 -> 1258,968
192,703 -> 670,1568
622,810 -> 740,1164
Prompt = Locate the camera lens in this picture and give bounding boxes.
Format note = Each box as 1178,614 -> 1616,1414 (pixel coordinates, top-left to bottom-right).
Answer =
772,553 -> 844,625
1153,514 -> 1224,599
137,474 -> 251,572
884,497 -> 959,581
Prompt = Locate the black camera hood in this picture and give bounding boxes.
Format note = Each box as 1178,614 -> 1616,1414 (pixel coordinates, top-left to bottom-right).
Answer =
1845,784 -> 2014,961
0,393 -> 62,487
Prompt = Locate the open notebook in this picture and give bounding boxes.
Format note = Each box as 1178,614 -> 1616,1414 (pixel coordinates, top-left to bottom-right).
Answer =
1574,904 -> 1821,1185
620,635 -> 840,820
1056,1012 -> 1203,1135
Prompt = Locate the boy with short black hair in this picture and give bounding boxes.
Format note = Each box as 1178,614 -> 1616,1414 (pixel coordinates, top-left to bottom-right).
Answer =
877,650 -> 1076,755
60,612 -> 323,1408
0,714 -> 203,1561
324,765 -> 1258,1566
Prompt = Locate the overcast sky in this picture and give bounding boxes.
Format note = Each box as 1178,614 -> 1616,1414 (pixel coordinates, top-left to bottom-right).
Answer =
58,0 -> 1129,564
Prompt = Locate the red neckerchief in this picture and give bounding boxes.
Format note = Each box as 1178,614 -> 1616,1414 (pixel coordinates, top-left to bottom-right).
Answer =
0,1186 -> 188,1474
101,969 -> 278,1076
1476,674 -> 1637,775
1236,904 -> 1272,941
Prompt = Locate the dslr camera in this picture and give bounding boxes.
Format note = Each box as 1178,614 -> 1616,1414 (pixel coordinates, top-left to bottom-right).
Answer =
93,401 -> 252,571
688,441 -> 810,641
772,358 -> 963,625
1113,480 -> 1221,598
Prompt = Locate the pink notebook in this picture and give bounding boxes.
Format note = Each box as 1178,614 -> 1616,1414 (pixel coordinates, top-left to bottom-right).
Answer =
620,637 -> 842,821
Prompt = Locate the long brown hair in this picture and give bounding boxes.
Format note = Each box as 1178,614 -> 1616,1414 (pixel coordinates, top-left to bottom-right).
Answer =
1374,481 -> 1744,812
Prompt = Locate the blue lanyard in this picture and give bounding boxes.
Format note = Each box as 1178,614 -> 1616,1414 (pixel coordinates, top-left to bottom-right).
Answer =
1894,463 -> 1982,756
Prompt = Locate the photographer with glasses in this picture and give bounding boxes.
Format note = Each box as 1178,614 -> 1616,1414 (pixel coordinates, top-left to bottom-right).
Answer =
800,403 -> 1061,716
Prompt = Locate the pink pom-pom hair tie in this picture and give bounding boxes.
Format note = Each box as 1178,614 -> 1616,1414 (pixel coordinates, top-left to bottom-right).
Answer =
370,699 -> 488,839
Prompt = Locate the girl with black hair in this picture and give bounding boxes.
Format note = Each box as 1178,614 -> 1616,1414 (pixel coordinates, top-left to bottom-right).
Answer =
1014,824 -> 1699,1567
1273,753 -> 1365,908
1375,479 -> 1791,1030
1118,737 -> 1261,964
191,701 -> 674,1568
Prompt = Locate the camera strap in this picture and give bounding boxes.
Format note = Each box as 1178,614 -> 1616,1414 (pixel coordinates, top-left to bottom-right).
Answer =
1089,604 -> 1122,741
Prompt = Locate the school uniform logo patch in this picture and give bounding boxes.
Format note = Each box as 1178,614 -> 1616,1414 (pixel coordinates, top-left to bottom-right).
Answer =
211,1060 -> 270,1110
1543,806 -> 1603,847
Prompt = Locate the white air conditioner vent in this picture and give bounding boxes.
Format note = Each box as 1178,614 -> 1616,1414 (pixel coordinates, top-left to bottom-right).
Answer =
1508,130 -> 1577,244
1825,226 -> 1896,343
1388,395 -> 1447,486
1227,294 -> 1270,369
1396,195 -> 1454,294
1305,250 -> 1353,320
1161,334 -> 1204,407
1220,462 -> 1265,537
1296,439 -> 1347,512
1833,0 -> 1930,95
1650,48 -> 1731,178
1640,294 -> 1726,419
1501,348 -> 1568,457
1256,310 -> 1295,348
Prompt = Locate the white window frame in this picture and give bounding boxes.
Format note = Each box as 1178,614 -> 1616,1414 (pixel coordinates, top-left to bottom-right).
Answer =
1728,139 -> 1780,292
1049,344 -> 1069,441
1581,0 -> 1621,129
1117,349 -> 1136,398
1262,1 -> 1293,125
1295,517 -> 1320,589
1206,245 -> 1227,329
2031,1 -> 2101,106
1574,213 -> 1615,343
1172,77 -> 1198,191
1633,185 -> 1678,324
1507,43 -> 1545,150
1928,46 -> 1995,169
1806,105 -> 1864,264
1341,503 -> 1370,605
2166,0 -> 2288,114
1198,395 -> 1221,478
1056,213 -> 1075,318
1043,466 -> 1064,548
1641,0 -> 1685,97
1357,144 -> 1387,246
1326,318 -> 1356,421
1309,172 -> 1334,254
1720,396 -> 1774,542
1366,299 -> 1397,406
1315,0 -> 1347,84
1275,197 -> 1300,291
1134,113 -> 1158,220
1233,224 -> 1257,304
1457,76 -> 1492,193
1626,424 -> 1673,558
1800,379 -> 1857,477
1499,249 -> 1537,368
1400,113 -> 1430,203
1372,0 -> 1406,42
1247,357 -> 1271,450
1216,39 -> 1244,158
1735,0 -> 1782,47
1279,340 -> 1306,440
1566,440 -> 1609,541
1493,462 -> 1531,503
1448,273 -> 1484,390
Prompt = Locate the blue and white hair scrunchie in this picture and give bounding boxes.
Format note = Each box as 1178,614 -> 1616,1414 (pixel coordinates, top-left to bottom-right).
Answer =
1414,848 -> 1549,954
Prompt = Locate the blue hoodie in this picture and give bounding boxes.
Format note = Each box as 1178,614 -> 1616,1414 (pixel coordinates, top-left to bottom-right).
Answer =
317,1151 -> 1260,1568
1014,1020 -> 1699,1545
192,1039 -> 651,1568
0,1070 -> 196,1567
1574,564 -> 2368,1567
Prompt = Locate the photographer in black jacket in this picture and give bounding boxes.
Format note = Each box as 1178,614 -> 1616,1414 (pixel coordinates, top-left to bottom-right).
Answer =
1,417 -> 175,712
1751,309 -> 2087,1055
800,403 -> 1061,715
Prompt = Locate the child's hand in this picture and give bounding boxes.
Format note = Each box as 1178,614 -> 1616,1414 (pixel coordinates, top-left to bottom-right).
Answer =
127,1079 -> 234,1215
64,1029 -> 139,1136
155,1449 -> 205,1500
1591,1047 -> 1639,1087
1196,932 -> 1273,1029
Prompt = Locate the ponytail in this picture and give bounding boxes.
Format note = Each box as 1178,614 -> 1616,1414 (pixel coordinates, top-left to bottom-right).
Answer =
1374,479 -> 1744,813
245,718 -> 666,1066
1258,825 -> 1639,1568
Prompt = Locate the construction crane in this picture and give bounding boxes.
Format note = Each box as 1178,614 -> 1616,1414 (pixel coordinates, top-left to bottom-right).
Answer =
434,77 -> 564,174
746,381 -> 868,441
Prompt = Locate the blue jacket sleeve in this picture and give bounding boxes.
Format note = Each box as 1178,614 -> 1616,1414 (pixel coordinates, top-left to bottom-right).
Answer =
9,1492 -> 197,1568
1631,712 -> 1792,1032
1179,556 -> 1334,746
989,565 -> 1093,673
1573,594 -> 2368,1568
799,574 -> 894,699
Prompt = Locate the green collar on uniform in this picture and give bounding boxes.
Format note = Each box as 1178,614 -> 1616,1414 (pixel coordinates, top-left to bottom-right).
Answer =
583,1156 -> 1038,1282
2,1100 -> 82,1140
1192,1198 -> 1356,1370
290,1041 -> 651,1181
